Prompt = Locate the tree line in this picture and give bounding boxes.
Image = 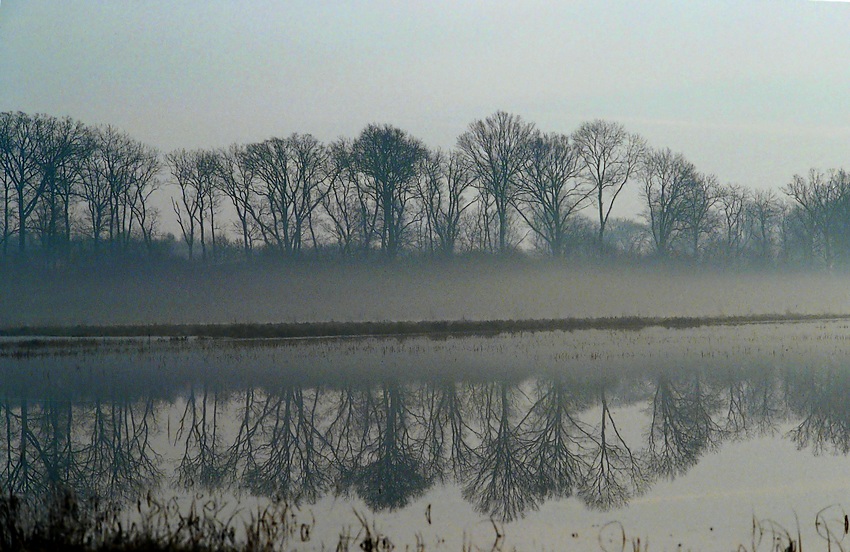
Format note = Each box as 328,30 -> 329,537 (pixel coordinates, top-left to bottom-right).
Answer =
1,109 -> 848,267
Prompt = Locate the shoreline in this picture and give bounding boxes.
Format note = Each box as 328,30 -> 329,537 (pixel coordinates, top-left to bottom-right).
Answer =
1,312 -> 848,340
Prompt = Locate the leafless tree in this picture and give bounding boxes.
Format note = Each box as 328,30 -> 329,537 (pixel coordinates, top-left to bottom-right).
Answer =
464,382 -> 536,521
415,149 -> 475,255
321,138 -> 378,255
647,374 -> 722,479
787,368 -> 850,455
242,386 -> 331,503
746,189 -> 782,263
0,153 -> 12,257
77,130 -> 113,249
352,124 -> 426,258
681,172 -> 720,258
578,386 -> 647,510
174,384 -> 230,491
343,382 -> 430,510
605,217 -> 651,257
167,149 -> 218,260
572,120 -> 645,253
32,116 -> 89,256
515,133 -> 592,257
640,148 -> 696,257
78,396 -> 161,502
784,168 -> 850,267
0,112 -> 51,255
522,378 -> 590,500
216,144 -> 259,258
418,381 -> 474,481
458,111 -> 536,253
715,184 -> 749,262
94,126 -> 160,253
245,134 -> 329,255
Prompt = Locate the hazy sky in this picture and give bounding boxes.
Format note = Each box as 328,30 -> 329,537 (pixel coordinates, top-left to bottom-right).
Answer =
2,0 -> 849,216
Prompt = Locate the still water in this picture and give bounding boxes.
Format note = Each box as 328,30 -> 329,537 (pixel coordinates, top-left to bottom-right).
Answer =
3,322 -> 850,549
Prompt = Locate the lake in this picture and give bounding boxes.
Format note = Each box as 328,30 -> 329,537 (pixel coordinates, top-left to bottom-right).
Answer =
3,320 -> 850,550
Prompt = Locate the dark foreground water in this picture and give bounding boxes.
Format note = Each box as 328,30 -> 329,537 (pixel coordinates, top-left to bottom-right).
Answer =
3,322 -> 850,550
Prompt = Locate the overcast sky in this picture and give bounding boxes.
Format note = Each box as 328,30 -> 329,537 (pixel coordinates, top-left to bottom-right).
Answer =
2,0 -> 849,216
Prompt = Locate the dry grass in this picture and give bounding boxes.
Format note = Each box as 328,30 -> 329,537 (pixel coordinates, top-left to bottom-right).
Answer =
3,490 -> 850,551
2,312 -> 850,340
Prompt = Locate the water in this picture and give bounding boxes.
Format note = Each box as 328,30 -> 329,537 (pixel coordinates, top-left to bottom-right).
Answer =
3,321 -> 850,550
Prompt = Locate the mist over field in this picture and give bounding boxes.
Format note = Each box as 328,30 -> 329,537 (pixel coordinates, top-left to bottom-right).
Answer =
3,258 -> 849,327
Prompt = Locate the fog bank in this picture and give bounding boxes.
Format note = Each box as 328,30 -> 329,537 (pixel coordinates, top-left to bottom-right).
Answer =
3,259 -> 849,326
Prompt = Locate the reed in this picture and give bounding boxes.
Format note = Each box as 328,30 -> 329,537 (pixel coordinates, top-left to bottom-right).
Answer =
3,312 -> 849,340
2,489 -> 850,551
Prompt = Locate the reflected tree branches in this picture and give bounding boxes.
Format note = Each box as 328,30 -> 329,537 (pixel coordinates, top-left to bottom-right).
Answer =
4,363 -> 850,521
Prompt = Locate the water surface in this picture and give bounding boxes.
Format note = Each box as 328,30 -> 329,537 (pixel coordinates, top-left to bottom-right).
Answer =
3,321 -> 850,549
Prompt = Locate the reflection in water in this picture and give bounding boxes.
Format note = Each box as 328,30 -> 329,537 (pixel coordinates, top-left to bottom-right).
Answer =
648,373 -> 720,478
3,359 -> 850,521
789,368 -> 850,455
579,385 -> 648,510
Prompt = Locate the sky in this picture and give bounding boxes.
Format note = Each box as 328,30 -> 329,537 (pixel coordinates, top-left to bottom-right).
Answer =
1,0 -> 850,218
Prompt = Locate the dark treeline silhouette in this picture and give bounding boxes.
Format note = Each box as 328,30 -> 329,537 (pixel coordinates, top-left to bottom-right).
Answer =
2,358 -> 846,521
3,110 -> 850,268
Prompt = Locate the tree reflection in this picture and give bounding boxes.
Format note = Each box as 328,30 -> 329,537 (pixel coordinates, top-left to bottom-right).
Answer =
9,358 -> 850,520
464,381 -> 536,521
0,397 -> 80,501
242,386 -> 331,503
721,369 -> 784,438
174,384 -> 230,490
338,382 -> 431,511
418,380 -> 473,482
522,377 -> 589,500
788,369 -> 850,455
579,385 -> 647,510
77,396 -> 160,502
647,373 -> 721,479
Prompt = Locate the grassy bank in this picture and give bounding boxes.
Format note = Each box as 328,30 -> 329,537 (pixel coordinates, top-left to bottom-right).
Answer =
1,312 -> 850,340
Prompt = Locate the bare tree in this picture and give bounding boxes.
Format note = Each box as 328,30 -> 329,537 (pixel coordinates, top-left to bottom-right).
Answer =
130,173 -> 161,255
648,373 -> 722,479
168,150 -> 201,260
0,112 -> 51,255
716,184 -> 749,262
572,120 -> 645,253
415,149 -> 475,255
33,116 -> 89,257
352,124 -> 426,258
458,111 -> 536,253
746,189 -> 782,263
516,133 -> 592,257
522,377 -> 590,500
322,139 -> 378,256
464,382 -> 537,521
245,134 -> 329,256
681,172 -> 719,258
96,126 -> 160,253
0,149 -> 12,257
578,386 -> 647,510
77,130 -> 113,249
640,148 -> 696,257
343,382 -> 430,510
784,168 -> 850,268
216,144 -> 258,258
